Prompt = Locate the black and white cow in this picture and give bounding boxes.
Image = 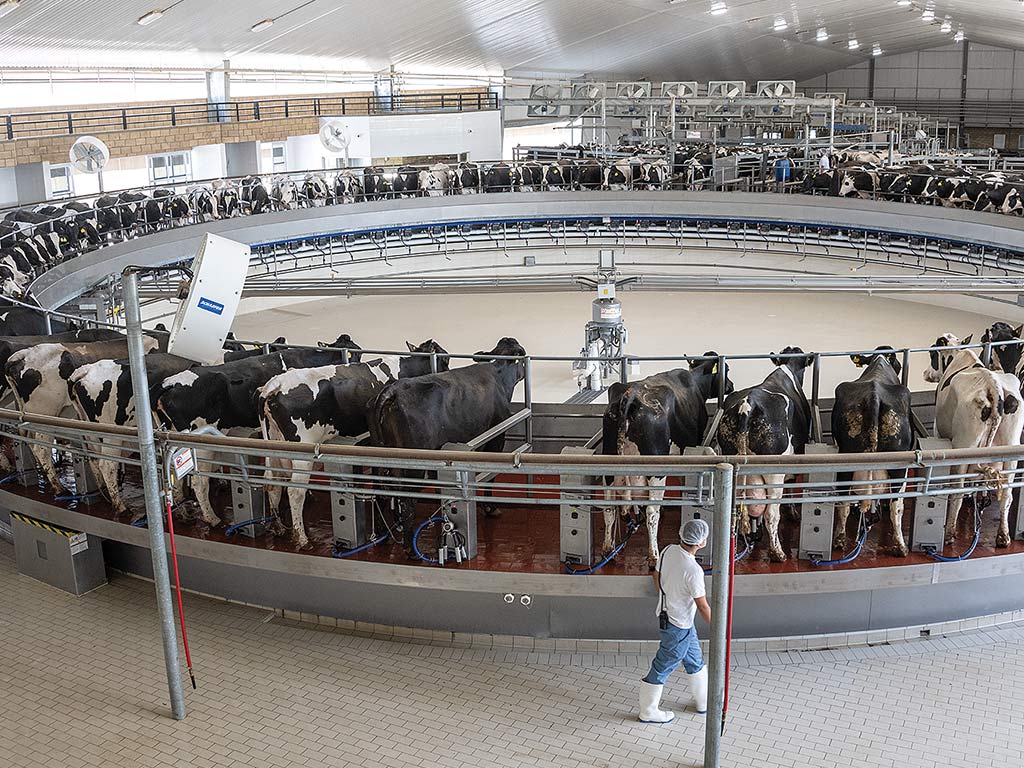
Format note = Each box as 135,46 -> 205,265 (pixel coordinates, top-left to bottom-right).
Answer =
213,182 -> 240,218
152,335 -> 363,526
452,162 -> 481,194
601,356 -> 732,565
925,333 -> 1024,548
542,160 -> 573,190
604,159 -> 633,190
885,164 -> 934,203
115,190 -> 150,232
363,167 -> 391,200
333,170 -> 363,203
189,186 -> 218,221
301,173 -> 330,207
517,162 -> 544,192
61,201 -> 102,247
982,182 -> 1024,216
418,164 -> 451,197
239,176 -> 272,215
483,163 -> 516,193
982,321 -> 1024,381
94,195 -> 128,239
835,165 -> 879,199
575,159 -> 603,190
5,337 -> 159,492
717,347 -> 814,562
392,166 -> 420,197
832,347 -> 915,556
635,160 -> 669,190
367,337 -> 526,555
270,178 -> 299,211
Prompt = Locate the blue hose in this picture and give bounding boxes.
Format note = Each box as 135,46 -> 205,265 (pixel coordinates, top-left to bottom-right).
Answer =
0,470 -> 28,485
811,523 -> 869,567
54,490 -> 100,502
131,516 -> 149,528
703,535 -> 752,574
224,515 -> 279,536
412,515 -> 445,564
926,512 -> 981,562
332,532 -> 389,558
565,521 -> 640,575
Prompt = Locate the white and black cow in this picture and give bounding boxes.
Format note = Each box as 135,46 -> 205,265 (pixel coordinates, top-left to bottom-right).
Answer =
188,186 -> 218,221
213,182 -> 240,218
270,178 -> 299,211
836,165 -> 879,199
301,173 -> 330,207
925,333 -> 1024,548
982,321 -> 1024,382
61,201 -> 102,248
239,176 -> 272,215
542,160 -> 573,190
333,170 -> 363,203
600,356 -> 732,566
575,159 -> 603,191
452,162 -> 481,194
517,162 -> 544,192
832,347 -> 915,556
152,335 -> 363,526
717,347 -> 813,562
418,163 -> 451,197
362,167 -> 391,200
367,337 -> 526,555
635,160 -> 669,190
5,337 -> 159,492
604,159 -> 633,191
392,166 -> 420,197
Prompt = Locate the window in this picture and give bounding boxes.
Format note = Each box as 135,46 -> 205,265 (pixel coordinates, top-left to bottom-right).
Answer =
1018,134 -> 1024,151
272,144 -> 287,172
148,152 -> 191,184
48,164 -> 74,198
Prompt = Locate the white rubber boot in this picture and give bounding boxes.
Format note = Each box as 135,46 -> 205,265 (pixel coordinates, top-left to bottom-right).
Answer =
638,681 -> 675,723
687,666 -> 708,714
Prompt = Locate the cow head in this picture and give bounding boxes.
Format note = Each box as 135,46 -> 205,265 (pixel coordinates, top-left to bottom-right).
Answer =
924,333 -> 966,383
770,346 -> 814,385
981,322 -> 1024,375
851,345 -> 901,376
319,333 -> 362,363
400,339 -> 450,378
474,337 -> 527,390
689,351 -> 734,400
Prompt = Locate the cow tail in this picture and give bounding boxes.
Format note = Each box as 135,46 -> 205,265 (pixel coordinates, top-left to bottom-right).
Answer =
864,389 -> 881,453
615,389 -> 640,454
983,380 -> 1005,449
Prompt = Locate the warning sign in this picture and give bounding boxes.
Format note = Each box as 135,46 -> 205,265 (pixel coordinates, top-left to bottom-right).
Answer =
172,448 -> 195,481
69,532 -> 89,555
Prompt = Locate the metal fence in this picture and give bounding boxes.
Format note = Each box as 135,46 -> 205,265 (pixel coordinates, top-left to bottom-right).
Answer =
1,91 -> 499,141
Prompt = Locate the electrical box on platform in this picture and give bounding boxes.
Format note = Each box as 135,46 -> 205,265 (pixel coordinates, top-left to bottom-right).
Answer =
168,233 -> 249,364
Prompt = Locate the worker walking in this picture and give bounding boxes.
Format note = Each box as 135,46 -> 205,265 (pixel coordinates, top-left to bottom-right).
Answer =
638,519 -> 712,724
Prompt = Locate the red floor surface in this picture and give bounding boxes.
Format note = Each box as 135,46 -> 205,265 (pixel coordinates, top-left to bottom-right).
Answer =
7,465 -> 1022,576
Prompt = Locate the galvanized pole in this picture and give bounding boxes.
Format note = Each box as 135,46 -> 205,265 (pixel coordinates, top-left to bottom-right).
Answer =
704,462 -> 734,768
122,268 -> 186,721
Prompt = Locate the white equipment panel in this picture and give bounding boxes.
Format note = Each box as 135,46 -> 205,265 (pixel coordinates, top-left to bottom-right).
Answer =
168,233 -> 250,364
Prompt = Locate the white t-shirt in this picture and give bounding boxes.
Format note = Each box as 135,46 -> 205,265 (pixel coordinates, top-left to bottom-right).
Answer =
655,545 -> 707,630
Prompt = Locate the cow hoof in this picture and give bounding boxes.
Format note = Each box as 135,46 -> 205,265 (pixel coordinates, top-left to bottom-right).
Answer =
404,547 -> 418,560
892,543 -> 909,558
833,535 -> 848,551
267,519 -> 287,537
292,538 -> 312,551
768,549 -> 787,563
996,532 -> 1011,549
481,504 -> 502,518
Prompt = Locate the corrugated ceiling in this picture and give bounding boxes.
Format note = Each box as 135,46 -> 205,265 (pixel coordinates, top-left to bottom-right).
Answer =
0,0 -> 1021,81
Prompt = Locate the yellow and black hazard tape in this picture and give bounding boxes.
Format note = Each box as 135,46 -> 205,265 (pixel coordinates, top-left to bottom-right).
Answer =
9,511 -> 80,539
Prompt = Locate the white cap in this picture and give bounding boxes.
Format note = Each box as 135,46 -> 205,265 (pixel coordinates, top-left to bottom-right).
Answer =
681,518 -> 710,546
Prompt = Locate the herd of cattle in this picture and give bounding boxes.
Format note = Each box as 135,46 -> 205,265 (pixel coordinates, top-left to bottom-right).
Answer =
1,305 -> 1022,565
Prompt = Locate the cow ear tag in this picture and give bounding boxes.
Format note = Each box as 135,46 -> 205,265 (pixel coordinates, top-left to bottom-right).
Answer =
711,363 -> 718,375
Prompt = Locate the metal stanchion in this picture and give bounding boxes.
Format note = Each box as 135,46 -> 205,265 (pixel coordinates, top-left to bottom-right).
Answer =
704,462 -> 734,768
122,267 -> 186,721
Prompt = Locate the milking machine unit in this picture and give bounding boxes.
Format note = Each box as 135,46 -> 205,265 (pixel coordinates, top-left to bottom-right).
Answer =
572,277 -> 629,392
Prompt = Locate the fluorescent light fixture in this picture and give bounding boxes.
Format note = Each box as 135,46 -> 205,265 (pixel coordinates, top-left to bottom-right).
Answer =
895,0 -> 912,5
940,19 -> 952,33
137,9 -> 164,25
250,17 -> 275,32
709,1 -> 728,15
922,9 -> 935,21
816,27 -> 829,41
773,17 -> 788,31
848,38 -> 860,49
872,44 -> 883,56
0,0 -> 22,19
954,29 -> 965,42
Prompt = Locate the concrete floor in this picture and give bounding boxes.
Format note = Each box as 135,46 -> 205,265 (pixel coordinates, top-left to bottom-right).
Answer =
4,541 -> 1023,768
231,289 -> 1005,403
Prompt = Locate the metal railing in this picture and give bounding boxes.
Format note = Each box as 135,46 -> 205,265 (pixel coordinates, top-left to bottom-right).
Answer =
1,91 -> 499,141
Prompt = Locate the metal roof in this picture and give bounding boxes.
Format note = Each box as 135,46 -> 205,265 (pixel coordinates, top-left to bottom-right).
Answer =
0,0 -> 1021,81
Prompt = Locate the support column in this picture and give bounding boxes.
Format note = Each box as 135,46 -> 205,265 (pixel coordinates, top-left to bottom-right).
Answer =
959,40 -> 970,148
206,59 -> 232,123
224,142 -> 259,177
13,161 -> 49,205
704,463 -> 735,768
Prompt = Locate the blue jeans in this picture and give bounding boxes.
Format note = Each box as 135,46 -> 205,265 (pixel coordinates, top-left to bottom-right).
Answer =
643,623 -> 704,685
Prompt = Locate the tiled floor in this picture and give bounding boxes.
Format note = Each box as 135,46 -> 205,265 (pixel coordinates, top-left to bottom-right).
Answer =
2,541 -> 1023,768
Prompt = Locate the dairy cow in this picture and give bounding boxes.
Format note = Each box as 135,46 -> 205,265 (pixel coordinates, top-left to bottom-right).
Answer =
362,167 -> 391,200
392,166 -> 420,197
925,333 -> 1024,548
831,348 -> 915,556
604,159 -> 633,190
418,164 -> 451,197
301,173 -> 330,206
483,163 -> 515,193
333,170 -> 363,203
717,347 -> 813,561
239,176 -> 272,214
600,356 -> 731,565
542,160 -> 573,190
452,162 -> 480,194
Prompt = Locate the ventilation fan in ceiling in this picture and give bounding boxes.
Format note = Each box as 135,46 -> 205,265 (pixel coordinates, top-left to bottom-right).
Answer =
706,81 -> 746,117
814,91 -> 846,106
755,80 -> 796,117
526,84 -> 565,118
661,81 -> 701,117
68,135 -> 110,174
568,82 -> 606,117
612,81 -> 652,117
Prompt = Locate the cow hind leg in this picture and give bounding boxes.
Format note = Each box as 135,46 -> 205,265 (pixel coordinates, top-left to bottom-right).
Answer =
834,503 -> 850,551
601,485 -> 617,557
764,474 -> 787,562
286,459 -> 313,549
645,477 -> 667,569
191,460 -> 221,527
944,465 -> 967,547
30,434 -> 62,494
887,469 -> 909,557
996,461 -> 1015,548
